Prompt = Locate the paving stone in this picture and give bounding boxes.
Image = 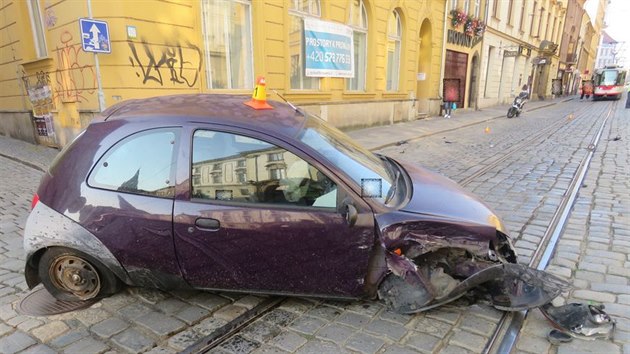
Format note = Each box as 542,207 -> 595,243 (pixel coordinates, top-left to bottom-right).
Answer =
404,332 -> 441,353
116,302 -> 153,320
214,304 -> 248,322
557,338 -> 621,354
16,318 -> 44,332
306,305 -> 342,321
269,330 -> 308,352
335,312 -> 371,329
288,315 -> 326,335
193,316 -> 229,335
241,320 -> 282,342
364,318 -> 407,341
111,328 -> 155,353
378,309 -> 413,325
380,345 -> 419,354
412,316 -> 454,338
233,295 -> 264,310
572,290 -> 616,303
90,317 -> 129,338
459,313 -> 496,336
250,344 -> 289,354
0,331 -> 36,354
440,344 -> 475,354
175,305 -> 210,325
294,339 -> 349,354
32,321 -> 70,342
448,329 -> 487,353
144,346 -> 178,354
314,323 -> 355,344
218,334 -> 261,354
62,337 -> 109,354
166,329 -> 203,351
186,293 -> 230,311
49,329 -> 90,349
155,297 -> 188,314
344,332 -> 385,354
135,311 -> 186,337
277,298 -> 316,314
590,283 -> 630,294
515,332 -> 551,353
425,308 -> 461,324
262,309 -> 299,327
19,344 -> 57,354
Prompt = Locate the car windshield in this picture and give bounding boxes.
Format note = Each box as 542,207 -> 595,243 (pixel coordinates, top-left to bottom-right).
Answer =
298,116 -> 397,205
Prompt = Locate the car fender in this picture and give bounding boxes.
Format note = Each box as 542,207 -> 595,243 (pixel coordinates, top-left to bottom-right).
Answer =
23,202 -> 131,288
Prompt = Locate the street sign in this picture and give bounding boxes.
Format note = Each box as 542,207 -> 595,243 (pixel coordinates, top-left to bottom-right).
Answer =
79,18 -> 111,53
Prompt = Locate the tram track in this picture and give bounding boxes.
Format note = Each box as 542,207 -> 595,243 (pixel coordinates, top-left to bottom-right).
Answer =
182,100 -> 616,353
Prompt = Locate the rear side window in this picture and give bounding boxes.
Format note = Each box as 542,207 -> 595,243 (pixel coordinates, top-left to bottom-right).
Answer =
88,128 -> 179,198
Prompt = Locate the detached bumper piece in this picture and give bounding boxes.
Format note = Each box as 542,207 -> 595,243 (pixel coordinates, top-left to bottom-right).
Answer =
541,303 -> 616,342
378,263 -> 570,314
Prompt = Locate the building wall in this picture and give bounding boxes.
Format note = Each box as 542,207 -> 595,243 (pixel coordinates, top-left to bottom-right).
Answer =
477,0 -> 564,108
0,0 -> 447,147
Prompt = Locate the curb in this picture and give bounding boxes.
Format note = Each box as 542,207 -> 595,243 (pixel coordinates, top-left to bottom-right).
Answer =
367,97 -> 575,151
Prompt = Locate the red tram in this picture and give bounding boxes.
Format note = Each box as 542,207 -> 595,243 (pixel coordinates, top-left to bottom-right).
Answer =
592,66 -> 627,100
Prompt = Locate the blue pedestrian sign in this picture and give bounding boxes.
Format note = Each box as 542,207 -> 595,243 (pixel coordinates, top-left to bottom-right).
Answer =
79,18 -> 111,53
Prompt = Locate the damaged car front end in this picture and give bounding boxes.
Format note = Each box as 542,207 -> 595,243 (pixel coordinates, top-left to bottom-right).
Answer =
366,159 -> 568,313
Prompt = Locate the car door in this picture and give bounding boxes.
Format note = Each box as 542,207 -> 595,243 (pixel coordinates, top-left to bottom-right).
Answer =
85,127 -> 183,288
173,128 -> 375,298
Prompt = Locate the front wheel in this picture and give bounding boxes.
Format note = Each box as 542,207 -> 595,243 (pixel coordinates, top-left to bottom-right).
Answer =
39,247 -> 121,301
507,107 -> 516,118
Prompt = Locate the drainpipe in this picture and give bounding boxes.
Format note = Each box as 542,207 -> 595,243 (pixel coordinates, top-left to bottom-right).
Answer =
87,0 -> 106,112
438,0 -> 449,102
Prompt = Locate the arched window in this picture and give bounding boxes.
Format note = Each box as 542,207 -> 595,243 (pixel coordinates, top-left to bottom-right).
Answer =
201,0 -> 254,89
386,10 -> 401,91
289,0 -> 321,90
347,0 -> 368,91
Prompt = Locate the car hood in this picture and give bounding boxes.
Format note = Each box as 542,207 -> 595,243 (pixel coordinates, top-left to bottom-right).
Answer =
395,159 -> 506,232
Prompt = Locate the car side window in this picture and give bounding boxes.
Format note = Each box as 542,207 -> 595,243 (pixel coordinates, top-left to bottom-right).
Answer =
192,130 -> 337,208
88,128 -> 178,198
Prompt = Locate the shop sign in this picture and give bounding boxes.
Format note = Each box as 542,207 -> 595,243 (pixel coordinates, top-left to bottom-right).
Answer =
447,29 -> 482,48
303,18 -> 354,78
504,51 -> 519,57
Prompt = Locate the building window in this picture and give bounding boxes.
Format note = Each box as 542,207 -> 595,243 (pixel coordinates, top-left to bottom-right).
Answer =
544,13 -> 551,40
464,0 -> 470,13
289,0 -> 321,90
519,0 -> 526,31
269,168 -> 286,180
451,0 -> 458,11
386,11 -> 401,92
550,16 -> 556,41
537,7 -> 544,37
474,0 -> 481,18
237,171 -> 247,183
507,0 -> 514,25
27,0 -> 48,58
268,152 -> 283,162
201,0 -> 253,89
347,0 -> 368,91
492,0 -> 499,18
530,1 -> 537,36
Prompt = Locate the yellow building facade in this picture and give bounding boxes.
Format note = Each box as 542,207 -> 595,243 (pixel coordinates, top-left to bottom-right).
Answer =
0,0 -> 447,147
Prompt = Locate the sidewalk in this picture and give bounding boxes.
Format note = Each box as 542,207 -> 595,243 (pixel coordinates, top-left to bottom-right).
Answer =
0,96 -> 576,170
347,95 -> 576,150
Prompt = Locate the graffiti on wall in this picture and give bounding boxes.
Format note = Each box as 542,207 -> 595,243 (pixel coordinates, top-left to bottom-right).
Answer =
55,31 -> 97,103
128,41 -> 202,87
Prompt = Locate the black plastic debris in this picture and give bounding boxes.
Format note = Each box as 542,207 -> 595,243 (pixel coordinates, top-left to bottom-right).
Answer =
547,329 -> 573,344
541,303 -> 616,341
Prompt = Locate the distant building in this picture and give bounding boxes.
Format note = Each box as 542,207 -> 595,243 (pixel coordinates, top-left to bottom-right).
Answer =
595,31 -> 621,68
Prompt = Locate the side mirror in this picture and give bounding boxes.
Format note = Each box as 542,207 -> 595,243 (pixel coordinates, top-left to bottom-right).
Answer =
345,204 -> 358,227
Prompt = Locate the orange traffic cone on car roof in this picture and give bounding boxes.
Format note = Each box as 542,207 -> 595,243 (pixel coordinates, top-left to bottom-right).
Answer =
244,76 -> 274,110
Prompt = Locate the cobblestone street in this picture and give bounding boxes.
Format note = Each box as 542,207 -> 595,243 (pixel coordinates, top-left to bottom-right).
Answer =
0,97 -> 628,353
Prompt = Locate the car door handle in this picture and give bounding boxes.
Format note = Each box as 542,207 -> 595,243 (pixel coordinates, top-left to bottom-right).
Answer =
195,218 -> 220,231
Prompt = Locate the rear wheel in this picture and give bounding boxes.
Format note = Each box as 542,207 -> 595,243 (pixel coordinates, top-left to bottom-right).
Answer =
39,247 -> 121,301
507,108 -> 516,118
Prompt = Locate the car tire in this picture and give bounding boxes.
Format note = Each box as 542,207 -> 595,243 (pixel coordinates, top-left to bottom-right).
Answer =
39,247 -> 121,301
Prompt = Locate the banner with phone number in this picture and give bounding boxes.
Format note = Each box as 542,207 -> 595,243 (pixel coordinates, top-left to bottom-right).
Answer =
304,18 -> 354,78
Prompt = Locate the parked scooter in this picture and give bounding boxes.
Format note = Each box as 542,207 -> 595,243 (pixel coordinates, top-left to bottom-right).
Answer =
507,85 -> 529,118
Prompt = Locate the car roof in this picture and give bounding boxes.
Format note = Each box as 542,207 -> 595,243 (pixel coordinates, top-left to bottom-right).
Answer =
100,94 -> 307,138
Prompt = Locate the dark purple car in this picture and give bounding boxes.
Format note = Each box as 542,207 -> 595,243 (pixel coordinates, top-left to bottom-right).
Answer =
24,94 -> 565,313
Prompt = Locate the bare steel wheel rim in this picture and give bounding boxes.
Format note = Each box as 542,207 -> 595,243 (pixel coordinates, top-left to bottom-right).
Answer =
49,255 -> 101,300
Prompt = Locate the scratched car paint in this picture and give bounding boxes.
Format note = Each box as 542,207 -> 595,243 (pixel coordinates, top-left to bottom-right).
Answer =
23,94 -> 567,312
